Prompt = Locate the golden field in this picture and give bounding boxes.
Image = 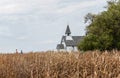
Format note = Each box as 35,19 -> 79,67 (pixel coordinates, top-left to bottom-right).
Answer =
0,51 -> 119,78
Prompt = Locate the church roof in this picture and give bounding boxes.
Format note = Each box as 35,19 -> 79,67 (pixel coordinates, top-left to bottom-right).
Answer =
65,40 -> 75,46
61,36 -> 84,46
65,25 -> 71,35
56,44 -> 64,49
72,36 -> 84,46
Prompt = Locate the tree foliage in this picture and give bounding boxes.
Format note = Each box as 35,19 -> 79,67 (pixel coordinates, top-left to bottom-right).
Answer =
78,0 -> 120,51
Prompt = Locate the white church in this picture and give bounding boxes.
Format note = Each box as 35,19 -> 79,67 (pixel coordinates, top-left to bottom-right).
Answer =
56,25 -> 84,51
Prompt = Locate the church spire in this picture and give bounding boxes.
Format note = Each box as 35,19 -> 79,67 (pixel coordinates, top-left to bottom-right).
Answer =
65,25 -> 71,36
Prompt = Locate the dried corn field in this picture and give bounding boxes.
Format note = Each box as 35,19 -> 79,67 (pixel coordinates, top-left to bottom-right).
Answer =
0,51 -> 120,78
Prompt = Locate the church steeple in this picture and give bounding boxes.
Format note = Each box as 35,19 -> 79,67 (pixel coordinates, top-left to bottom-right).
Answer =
65,25 -> 71,36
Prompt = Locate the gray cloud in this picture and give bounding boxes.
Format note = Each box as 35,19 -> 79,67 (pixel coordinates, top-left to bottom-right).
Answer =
0,0 -> 109,52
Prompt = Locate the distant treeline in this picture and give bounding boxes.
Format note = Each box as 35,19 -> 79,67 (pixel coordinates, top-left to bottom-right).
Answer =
78,0 -> 120,51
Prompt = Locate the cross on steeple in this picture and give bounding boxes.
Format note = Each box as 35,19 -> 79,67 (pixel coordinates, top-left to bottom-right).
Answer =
65,25 -> 71,36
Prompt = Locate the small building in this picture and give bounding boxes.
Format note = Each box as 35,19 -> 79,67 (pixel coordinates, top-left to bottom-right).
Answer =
56,25 -> 84,51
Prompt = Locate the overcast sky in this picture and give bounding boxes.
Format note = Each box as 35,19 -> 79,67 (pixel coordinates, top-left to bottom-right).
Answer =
0,0 -> 110,53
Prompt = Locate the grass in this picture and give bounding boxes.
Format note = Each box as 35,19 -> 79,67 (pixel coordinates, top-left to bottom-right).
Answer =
0,51 -> 119,78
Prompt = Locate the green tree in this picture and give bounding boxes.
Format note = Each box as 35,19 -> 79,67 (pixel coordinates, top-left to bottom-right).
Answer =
78,0 -> 120,51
